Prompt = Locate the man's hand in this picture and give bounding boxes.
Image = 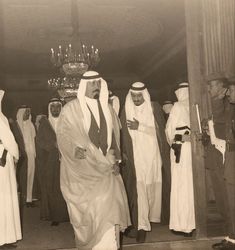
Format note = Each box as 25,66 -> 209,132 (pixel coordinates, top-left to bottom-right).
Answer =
75,146 -> 86,159
112,162 -> 120,176
127,118 -> 139,130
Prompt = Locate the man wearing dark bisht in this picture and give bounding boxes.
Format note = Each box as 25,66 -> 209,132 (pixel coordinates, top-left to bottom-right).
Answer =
35,98 -> 68,225
56,71 -> 130,250
120,82 -> 170,242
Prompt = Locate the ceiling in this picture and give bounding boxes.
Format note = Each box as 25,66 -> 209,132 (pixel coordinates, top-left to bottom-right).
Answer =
0,0 -> 186,85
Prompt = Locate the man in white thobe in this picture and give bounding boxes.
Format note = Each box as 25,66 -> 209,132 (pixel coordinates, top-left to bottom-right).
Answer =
57,71 -> 130,250
16,106 -> 36,206
165,82 -> 195,236
0,90 -> 22,249
120,82 -> 162,242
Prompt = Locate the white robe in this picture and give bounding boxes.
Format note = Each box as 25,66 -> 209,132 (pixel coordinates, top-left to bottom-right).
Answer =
0,146 -> 22,246
125,88 -> 162,231
165,99 -> 195,233
0,90 -> 22,246
16,109 -> 36,203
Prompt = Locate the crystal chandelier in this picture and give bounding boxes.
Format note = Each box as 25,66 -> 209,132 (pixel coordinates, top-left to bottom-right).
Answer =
48,0 -> 100,99
48,43 -> 100,98
50,43 -> 100,74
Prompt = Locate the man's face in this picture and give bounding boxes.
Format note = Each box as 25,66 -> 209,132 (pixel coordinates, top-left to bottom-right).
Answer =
208,80 -> 227,99
50,103 -> 61,117
228,85 -> 235,104
23,108 -> 31,121
85,79 -> 101,99
131,92 -> 144,106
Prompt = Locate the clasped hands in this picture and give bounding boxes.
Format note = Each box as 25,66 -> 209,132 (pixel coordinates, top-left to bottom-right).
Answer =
74,146 -> 120,175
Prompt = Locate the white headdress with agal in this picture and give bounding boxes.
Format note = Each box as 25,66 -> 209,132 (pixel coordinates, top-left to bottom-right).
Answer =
0,90 -> 19,159
175,82 -> 189,101
48,98 -> 62,132
77,71 -> 112,153
162,100 -> 173,114
16,105 -> 36,157
125,82 -> 155,132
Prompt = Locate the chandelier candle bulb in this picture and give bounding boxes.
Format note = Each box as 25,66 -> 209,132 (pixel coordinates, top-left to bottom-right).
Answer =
48,43 -> 100,96
82,44 -> 85,53
91,45 -> 95,54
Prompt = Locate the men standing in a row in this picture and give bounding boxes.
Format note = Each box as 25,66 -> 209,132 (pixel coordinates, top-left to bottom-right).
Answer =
121,82 -> 170,242
57,71 -> 130,250
0,90 -> 22,249
212,81 -> 235,250
36,98 -> 68,225
11,105 -> 36,207
165,82 -> 195,236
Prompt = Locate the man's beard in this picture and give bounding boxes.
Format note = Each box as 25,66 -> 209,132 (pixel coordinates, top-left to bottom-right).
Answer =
134,101 -> 143,106
23,116 -> 29,121
52,113 -> 60,118
93,92 -> 100,99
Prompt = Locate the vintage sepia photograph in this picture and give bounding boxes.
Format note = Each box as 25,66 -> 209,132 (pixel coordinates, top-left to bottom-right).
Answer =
0,0 -> 234,250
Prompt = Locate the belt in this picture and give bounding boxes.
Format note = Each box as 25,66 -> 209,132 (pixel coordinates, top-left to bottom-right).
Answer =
226,142 -> 235,152
176,126 -> 191,131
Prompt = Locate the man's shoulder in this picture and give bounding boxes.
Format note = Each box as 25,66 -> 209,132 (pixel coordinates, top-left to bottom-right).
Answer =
62,98 -> 79,112
172,101 -> 183,109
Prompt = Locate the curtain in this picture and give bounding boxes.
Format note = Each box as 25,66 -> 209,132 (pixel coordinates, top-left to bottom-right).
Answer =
202,0 -> 235,80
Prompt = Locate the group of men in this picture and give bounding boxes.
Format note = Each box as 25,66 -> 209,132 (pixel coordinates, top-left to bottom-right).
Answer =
0,70 -> 234,250
0,94 -> 70,249
55,71 -> 197,249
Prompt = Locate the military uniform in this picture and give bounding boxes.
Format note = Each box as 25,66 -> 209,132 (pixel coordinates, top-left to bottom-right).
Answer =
206,98 -> 228,219
224,102 -> 235,240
